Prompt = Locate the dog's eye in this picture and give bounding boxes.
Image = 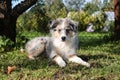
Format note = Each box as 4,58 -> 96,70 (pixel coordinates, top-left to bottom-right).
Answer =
58,29 -> 61,32
41,38 -> 43,40
53,29 -> 56,31
66,29 -> 70,33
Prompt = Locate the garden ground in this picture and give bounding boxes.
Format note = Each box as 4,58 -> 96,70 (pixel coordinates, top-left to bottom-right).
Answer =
0,31 -> 120,80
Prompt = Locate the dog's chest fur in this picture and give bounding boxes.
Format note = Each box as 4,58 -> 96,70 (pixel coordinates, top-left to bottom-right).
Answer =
52,38 -> 77,58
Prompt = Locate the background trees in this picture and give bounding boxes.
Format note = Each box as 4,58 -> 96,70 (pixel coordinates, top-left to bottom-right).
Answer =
17,0 -> 67,33
83,2 -> 99,15
63,0 -> 85,11
0,0 -> 120,42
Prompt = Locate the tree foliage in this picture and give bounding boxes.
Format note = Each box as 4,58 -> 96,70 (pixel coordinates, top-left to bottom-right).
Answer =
63,0 -> 85,11
101,0 -> 114,11
83,2 -> 99,14
17,0 -> 67,32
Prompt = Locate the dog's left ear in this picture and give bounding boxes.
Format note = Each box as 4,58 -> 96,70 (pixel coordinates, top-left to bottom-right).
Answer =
73,21 -> 79,32
69,20 -> 79,32
48,20 -> 54,29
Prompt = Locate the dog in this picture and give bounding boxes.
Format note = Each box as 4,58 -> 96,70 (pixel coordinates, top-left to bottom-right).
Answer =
25,18 -> 90,67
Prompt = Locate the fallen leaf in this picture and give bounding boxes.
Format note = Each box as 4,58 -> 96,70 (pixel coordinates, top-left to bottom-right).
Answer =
7,66 -> 17,74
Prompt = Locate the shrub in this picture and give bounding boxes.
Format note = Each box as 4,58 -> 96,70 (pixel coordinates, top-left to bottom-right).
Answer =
17,12 -> 50,33
68,11 -> 89,31
16,0 -> 67,33
0,36 -> 14,52
68,11 -> 106,31
91,11 -> 106,31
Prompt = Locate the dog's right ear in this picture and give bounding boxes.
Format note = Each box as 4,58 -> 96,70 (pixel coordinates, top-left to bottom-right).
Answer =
49,20 -> 60,29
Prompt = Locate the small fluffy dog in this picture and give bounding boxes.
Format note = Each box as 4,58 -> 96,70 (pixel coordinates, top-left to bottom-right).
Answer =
25,18 -> 90,67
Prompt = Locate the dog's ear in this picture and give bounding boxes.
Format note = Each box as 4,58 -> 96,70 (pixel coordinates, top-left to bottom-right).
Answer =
49,20 -> 55,29
49,20 -> 53,24
69,19 -> 79,32
49,20 -> 60,29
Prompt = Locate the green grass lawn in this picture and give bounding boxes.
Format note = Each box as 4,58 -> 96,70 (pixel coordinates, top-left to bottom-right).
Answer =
0,31 -> 120,80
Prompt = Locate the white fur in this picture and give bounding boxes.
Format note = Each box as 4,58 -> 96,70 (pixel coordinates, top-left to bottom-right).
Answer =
68,56 -> 90,67
53,56 -> 66,67
51,36 -> 77,59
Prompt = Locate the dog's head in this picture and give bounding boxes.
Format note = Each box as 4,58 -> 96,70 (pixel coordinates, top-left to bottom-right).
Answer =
49,18 -> 78,42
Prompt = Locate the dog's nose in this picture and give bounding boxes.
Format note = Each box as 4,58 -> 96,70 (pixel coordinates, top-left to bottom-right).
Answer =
61,36 -> 66,41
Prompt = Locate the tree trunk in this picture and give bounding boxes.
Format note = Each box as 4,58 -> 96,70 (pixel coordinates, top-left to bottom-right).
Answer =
0,0 -> 15,41
0,0 -> 37,42
113,0 -> 120,40
0,17 -> 17,42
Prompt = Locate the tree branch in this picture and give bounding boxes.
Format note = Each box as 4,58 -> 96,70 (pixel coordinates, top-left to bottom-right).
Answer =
12,0 -> 37,18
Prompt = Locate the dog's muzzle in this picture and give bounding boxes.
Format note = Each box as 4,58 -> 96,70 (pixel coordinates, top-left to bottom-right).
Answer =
61,36 -> 66,41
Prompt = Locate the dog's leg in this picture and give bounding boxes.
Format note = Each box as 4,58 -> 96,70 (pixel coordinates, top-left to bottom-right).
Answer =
53,55 -> 66,67
68,55 -> 90,67
27,55 -> 35,60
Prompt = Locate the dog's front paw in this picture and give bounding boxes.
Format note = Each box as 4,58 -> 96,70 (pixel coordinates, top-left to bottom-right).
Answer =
58,60 -> 66,67
27,55 -> 35,60
53,56 -> 66,67
68,55 -> 90,68
85,62 -> 90,68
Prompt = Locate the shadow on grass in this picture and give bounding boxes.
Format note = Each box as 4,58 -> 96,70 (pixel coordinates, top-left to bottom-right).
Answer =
79,36 -> 107,48
16,54 -> 111,70
79,35 -> 120,54
51,54 -> 112,80
105,42 -> 120,55
1,53 -> 110,72
78,54 -> 114,68
2,60 -> 51,73
14,57 -> 54,70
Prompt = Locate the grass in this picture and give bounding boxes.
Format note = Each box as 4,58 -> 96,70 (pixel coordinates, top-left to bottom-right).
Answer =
0,31 -> 120,80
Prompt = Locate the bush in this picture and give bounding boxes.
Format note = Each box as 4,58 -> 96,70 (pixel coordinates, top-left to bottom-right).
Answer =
91,11 -> 106,31
17,12 -> 50,33
0,36 -> 14,52
68,11 -> 106,31
16,0 -> 67,33
0,32 -> 38,52
68,11 -> 89,31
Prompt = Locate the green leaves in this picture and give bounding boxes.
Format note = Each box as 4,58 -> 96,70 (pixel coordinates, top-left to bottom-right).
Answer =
0,36 -> 14,52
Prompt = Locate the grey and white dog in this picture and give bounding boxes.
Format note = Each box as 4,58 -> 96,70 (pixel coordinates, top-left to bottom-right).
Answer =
25,18 -> 90,67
